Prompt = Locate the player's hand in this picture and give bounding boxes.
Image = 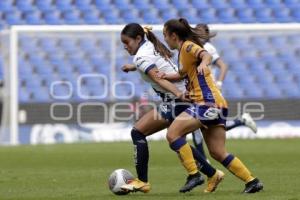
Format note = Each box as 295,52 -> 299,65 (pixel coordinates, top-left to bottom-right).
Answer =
177,91 -> 191,102
197,63 -> 209,75
122,64 -> 136,73
216,81 -> 223,91
155,71 -> 166,79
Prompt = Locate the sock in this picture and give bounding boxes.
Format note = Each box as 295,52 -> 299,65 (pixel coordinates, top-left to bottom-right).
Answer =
170,137 -> 198,175
192,130 -> 206,159
190,145 -> 216,177
222,154 -> 254,183
226,119 -> 244,131
131,128 -> 148,182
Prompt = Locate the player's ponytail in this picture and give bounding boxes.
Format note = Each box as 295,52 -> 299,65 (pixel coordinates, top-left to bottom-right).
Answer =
143,26 -> 173,59
195,24 -> 216,43
164,18 -> 209,47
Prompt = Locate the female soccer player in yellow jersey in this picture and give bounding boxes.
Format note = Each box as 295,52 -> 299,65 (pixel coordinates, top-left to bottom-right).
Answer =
162,18 -> 263,193
119,23 -> 224,194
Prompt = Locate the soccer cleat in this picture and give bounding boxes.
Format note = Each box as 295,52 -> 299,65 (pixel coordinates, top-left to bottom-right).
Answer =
179,172 -> 205,193
242,113 -> 257,133
121,178 -> 151,193
204,170 -> 225,193
243,178 -> 263,193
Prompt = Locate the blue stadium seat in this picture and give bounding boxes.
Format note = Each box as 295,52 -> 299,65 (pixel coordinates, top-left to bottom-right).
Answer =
198,8 -> 217,23
178,8 -> 198,24
142,9 -> 162,24
39,38 -> 58,53
44,10 -> 63,24
82,9 -> 101,24
210,0 -> 229,9
94,0 -> 113,11
16,0 -> 35,12
191,0 -> 210,9
236,8 -> 256,23
272,7 -> 293,22
228,0 -> 247,9
133,0 -> 150,10
0,1 -> 14,12
121,9 -> 141,23
114,0 -> 133,11
74,0 -> 93,11
153,0 -> 170,10
171,0 -> 190,10
246,0 -> 265,9
36,0 -> 54,12
4,11 -> 24,25
62,10 -> 82,24
254,8 -> 274,23
24,11 -> 42,25
19,88 -> 32,102
161,8 -> 178,21
55,0 -> 73,11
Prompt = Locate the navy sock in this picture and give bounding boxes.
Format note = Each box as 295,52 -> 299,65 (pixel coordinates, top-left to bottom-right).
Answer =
131,128 -> 148,182
226,119 -> 244,131
190,145 -> 216,177
221,154 -> 235,167
192,130 -> 207,160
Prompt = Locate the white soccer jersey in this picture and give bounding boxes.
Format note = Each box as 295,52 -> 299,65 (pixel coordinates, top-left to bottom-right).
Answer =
204,42 -> 220,64
204,42 -> 221,80
133,40 -> 186,99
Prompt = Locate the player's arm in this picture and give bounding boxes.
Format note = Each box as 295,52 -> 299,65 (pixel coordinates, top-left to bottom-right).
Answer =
156,71 -> 184,81
147,67 -> 189,101
214,58 -> 228,88
122,64 -> 137,73
196,50 -> 212,75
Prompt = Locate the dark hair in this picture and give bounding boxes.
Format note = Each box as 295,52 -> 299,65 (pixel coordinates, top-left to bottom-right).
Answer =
164,18 -> 209,47
121,23 -> 173,59
195,23 -> 217,43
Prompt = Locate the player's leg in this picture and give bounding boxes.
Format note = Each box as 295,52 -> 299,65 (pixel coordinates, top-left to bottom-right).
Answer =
203,125 -> 263,193
191,129 -> 207,161
122,108 -> 169,193
226,113 -> 257,133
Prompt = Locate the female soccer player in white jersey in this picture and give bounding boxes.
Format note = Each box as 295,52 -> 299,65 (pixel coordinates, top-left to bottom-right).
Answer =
191,24 -> 258,160
120,23 -> 224,193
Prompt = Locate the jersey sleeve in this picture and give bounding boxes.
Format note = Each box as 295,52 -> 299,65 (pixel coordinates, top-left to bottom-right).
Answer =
183,41 -> 206,59
204,42 -> 220,64
134,56 -> 156,74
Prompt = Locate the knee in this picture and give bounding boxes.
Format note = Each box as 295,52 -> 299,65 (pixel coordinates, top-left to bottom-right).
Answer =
208,149 -> 226,162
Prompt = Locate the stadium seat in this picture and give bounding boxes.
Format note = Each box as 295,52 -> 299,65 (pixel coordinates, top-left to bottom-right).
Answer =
171,0 -> 190,10
74,0 -> 93,11
62,10 -> 82,24
236,8 -> 256,23
36,0 -> 54,12
0,1 -> 14,12
228,0 -> 247,9
132,0 -> 150,10
210,0 -> 229,9
191,0 -> 210,9
24,11 -> 43,25
4,11 -> 24,25
153,0 -> 170,10
16,0 -> 35,12
55,0 -> 74,11
44,10 -> 63,24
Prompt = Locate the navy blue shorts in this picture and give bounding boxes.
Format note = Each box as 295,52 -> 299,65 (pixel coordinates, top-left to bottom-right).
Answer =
184,104 -> 228,127
157,100 -> 191,123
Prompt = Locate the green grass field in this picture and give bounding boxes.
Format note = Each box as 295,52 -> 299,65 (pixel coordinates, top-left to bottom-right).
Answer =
0,139 -> 300,200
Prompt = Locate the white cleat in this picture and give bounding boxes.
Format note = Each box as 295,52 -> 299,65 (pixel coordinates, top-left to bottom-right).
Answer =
242,113 -> 257,133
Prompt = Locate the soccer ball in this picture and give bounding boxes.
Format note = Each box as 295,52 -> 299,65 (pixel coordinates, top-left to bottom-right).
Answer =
108,169 -> 134,195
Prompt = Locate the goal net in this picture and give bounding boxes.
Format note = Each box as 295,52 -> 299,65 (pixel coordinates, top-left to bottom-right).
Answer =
1,24 -> 300,145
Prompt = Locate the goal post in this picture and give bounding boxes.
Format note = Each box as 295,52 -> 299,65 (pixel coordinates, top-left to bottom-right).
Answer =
1,23 -> 300,145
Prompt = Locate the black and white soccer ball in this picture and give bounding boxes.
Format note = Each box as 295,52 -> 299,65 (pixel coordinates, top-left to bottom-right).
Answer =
108,169 -> 134,195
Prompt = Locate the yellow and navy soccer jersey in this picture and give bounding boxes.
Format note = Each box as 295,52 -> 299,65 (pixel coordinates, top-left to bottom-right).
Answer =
178,40 -> 228,108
